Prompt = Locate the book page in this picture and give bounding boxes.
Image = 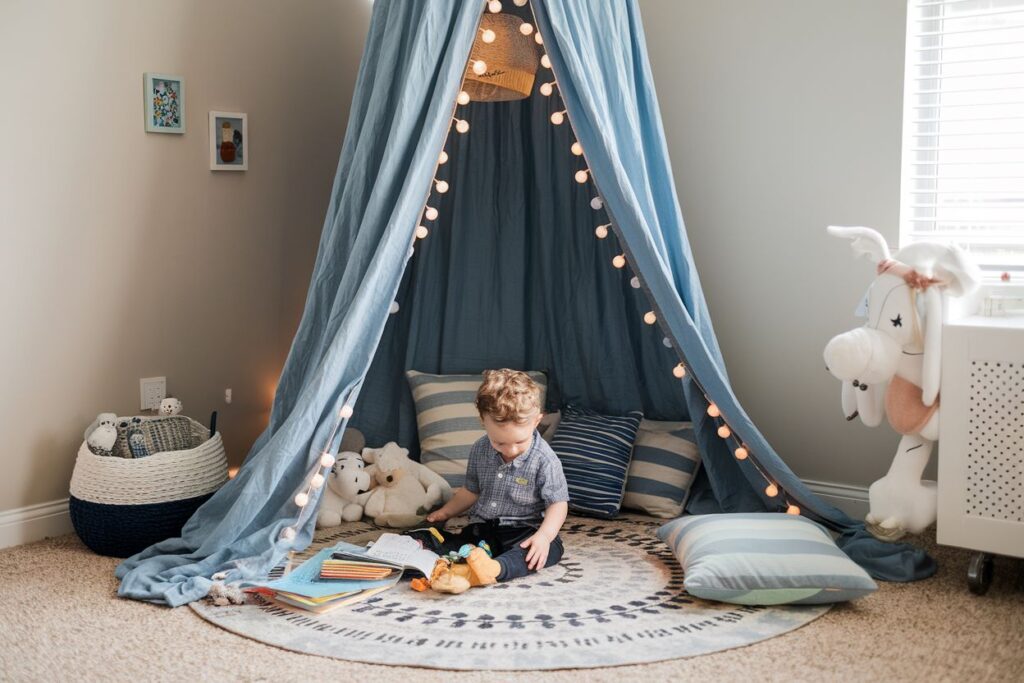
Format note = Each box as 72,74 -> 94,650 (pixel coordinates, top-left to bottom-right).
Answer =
366,533 -> 439,577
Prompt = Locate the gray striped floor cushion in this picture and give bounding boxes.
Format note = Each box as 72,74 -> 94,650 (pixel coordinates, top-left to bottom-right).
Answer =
548,405 -> 643,519
405,370 -> 547,487
657,513 -> 878,605
622,420 -> 701,518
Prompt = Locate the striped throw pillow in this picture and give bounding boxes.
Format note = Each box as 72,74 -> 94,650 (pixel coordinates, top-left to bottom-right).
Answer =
622,420 -> 701,518
548,405 -> 643,519
657,513 -> 878,605
405,370 -> 547,487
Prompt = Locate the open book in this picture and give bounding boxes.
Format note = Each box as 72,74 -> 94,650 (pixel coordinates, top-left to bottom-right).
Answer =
334,532 -> 440,578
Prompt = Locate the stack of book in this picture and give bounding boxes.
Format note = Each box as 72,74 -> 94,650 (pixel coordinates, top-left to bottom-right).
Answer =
248,544 -> 403,614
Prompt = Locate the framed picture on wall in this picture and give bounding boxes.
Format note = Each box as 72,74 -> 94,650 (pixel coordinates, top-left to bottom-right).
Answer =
209,111 -> 248,171
144,73 -> 185,134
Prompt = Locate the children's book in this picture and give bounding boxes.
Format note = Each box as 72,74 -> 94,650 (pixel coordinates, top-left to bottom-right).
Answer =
255,545 -> 401,600
333,532 -> 441,578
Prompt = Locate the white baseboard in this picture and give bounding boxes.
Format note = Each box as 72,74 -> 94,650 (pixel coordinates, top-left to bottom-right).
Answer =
802,479 -> 870,520
0,498 -> 72,550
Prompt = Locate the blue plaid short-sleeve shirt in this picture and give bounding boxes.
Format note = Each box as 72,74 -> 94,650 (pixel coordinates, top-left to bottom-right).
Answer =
464,431 -> 570,527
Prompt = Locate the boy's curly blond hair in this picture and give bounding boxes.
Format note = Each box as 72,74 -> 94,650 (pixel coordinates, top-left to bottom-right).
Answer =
475,369 -> 542,423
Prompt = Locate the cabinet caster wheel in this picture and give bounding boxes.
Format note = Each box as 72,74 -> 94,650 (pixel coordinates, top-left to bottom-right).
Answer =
967,552 -> 994,595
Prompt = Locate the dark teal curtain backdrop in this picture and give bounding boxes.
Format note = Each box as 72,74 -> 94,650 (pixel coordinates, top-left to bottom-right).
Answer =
117,0 -> 936,607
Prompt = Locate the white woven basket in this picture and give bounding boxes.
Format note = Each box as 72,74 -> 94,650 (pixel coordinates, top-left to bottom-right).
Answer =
70,417 -> 228,506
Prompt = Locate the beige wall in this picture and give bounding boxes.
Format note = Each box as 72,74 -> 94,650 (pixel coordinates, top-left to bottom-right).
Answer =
0,0 -> 371,512
639,0 -> 911,488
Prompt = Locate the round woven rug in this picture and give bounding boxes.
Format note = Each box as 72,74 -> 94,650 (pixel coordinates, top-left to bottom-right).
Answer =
191,517 -> 830,670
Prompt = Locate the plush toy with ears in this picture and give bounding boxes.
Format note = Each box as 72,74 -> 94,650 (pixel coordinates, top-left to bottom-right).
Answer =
361,442 -> 452,528
824,226 -> 980,540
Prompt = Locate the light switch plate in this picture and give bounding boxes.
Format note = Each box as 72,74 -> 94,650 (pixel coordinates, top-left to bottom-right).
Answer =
140,377 -> 167,411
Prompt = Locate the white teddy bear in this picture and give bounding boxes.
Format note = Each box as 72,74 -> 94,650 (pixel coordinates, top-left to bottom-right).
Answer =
316,451 -> 373,528
159,397 -> 183,416
361,442 -> 452,528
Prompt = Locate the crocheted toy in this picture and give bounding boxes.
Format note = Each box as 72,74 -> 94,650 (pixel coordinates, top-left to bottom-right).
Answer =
159,397 -> 183,416
316,451 -> 373,528
85,413 -> 118,456
361,442 -> 452,528
824,226 -> 979,540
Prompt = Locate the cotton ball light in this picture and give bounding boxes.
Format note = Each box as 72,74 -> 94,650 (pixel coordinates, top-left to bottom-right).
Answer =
438,150 -> 449,165
415,225 -> 429,239
389,301 -> 400,314
280,527 -> 296,542
294,492 -> 310,507
457,90 -> 471,105
786,504 -> 801,515
481,29 -> 496,44
717,425 -> 731,438
707,403 -> 720,417
612,254 -> 626,269
339,404 -> 354,419
643,311 -> 657,325
541,54 -> 552,69
311,473 -> 325,489
435,180 -> 449,194
535,32 -> 543,45
765,483 -> 779,498
550,111 -> 565,125
320,452 -> 336,468
488,0 -> 502,13
520,22 -> 534,36
672,363 -> 686,378
630,276 -> 641,289
574,169 -> 589,184
424,206 -> 438,220
590,196 -> 604,210
594,225 -> 608,239
734,446 -> 748,460
539,82 -> 554,96
571,142 -> 584,156
663,336 -> 673,348
472,60 -> 487,75
455,119 -> 470,134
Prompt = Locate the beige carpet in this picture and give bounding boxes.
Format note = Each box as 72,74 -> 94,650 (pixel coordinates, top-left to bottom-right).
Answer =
0,530 -> 1020,682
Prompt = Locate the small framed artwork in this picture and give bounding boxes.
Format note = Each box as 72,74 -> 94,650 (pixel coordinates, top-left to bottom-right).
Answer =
144,73 -> 185,134
209,111 -> 248,171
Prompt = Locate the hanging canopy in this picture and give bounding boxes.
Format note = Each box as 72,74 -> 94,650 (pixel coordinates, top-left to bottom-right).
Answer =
117,0 -> 935,607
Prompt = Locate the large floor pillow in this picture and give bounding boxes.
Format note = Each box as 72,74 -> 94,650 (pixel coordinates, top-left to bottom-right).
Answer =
405,370 -> 547,487
622,420 -> 702,518
548,405 -> 643,518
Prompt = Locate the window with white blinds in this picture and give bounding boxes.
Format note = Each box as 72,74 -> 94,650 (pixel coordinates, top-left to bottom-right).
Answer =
900,0 -> 1024,272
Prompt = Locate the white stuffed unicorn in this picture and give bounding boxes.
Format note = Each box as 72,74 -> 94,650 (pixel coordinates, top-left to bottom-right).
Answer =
824,226 -> 980,541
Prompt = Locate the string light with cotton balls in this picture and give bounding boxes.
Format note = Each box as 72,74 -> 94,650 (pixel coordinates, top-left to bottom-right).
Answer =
457,90 -> 471,105
310,473 -> 325,489
481,28 -> 496,44
612,254 -> 626,269
539,81 -> 555,96
734,446 -> 748,460
455,118 -> 470,134
707,403 -> 721,418
550,110 -> 566,125
575,169 -> 589,184
643,311 -> 657,325
535,31 -> 543,45
594,223 -> 610,239
571,142 -> 583,156
717,425 -> 731,438
471,60 -> 488,76
630,276 -> 641,289
520,22 -> 534,35
488,0 -> 502,13
765,483 -> 779,498
673,363 -> 687,379
541,54 -> 551,69
424,205 -> 439,221
389,301 -> 400,314
434,179 -> 449,194
438,150 -> 448,165
415,225 -> 429,239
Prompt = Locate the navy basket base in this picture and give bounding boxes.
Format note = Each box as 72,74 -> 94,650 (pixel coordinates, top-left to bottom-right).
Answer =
69,493 -> 213,558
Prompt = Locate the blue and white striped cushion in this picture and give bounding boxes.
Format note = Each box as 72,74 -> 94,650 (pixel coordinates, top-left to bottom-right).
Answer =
548,406 -> 643,519
622,420 -> 701,518
405,370 -> 547,487
657,513 -> 878,605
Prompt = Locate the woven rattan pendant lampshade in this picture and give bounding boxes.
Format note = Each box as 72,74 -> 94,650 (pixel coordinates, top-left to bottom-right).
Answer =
464,13 -> 541,102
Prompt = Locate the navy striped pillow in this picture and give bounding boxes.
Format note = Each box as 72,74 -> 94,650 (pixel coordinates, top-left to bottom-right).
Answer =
548,406 -> 643,518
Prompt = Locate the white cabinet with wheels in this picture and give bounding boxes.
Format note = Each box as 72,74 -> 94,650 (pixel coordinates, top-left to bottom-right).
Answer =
938,310 -> 1024,594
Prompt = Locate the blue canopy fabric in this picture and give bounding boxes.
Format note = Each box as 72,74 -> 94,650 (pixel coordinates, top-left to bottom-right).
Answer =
117,0 -> 934,607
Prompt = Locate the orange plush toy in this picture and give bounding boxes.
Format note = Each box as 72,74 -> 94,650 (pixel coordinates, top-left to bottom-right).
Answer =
427,548 -> 501,594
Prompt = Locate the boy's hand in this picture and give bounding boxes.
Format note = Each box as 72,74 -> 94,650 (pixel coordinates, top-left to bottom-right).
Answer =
425,509 -> 450,524
520,531 -> 552,571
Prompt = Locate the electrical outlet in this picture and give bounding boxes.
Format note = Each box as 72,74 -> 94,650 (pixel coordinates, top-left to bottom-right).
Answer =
224,388 -> 232,404
140,377 -> 167,411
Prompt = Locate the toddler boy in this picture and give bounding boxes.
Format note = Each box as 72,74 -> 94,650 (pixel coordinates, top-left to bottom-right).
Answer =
423,369 -> 569,583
